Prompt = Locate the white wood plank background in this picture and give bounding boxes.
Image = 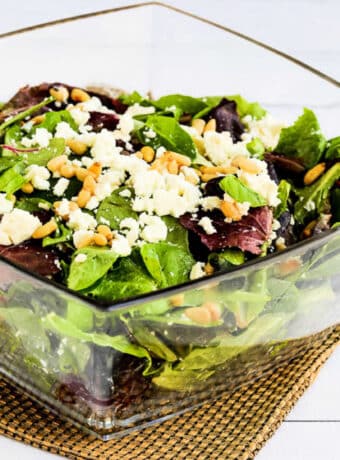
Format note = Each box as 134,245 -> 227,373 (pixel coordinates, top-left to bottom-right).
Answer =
0,1 -> 339,459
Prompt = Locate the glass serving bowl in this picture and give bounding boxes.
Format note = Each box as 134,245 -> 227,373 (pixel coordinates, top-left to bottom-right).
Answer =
0,2 -> 339,440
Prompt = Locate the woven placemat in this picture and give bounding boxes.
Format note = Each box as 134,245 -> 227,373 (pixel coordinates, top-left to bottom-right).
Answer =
0,326 -> 339,460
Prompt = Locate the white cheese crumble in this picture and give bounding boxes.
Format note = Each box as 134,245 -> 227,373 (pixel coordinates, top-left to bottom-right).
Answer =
238,170 -> 280,207
0,209 -> 41,245
74,253 -> 87,263
73,230 -> 94,249
190,262 -> 206,280
53,178 -> 69,197
67,209 -> 97,231
203,131 -> 249,165
68,107 -> 90,126
200,196 -> 222,211
0,194 -> 14,214
55,122 -> 78,140
125,103 -> 155,117
198,216 -> 217,235
304,200 -> 316,212
139,213 -> 168,243
120,218 -> 140,246
25,165 -> 50,190
21,128 -> 52,148
90,130 -> 121,166
119,189 -> 132,198
111,233 -> 132,256
244,114 -> 286,150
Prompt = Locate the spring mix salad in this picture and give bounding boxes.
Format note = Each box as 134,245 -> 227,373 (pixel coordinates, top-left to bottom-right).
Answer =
0,83 -> 339,402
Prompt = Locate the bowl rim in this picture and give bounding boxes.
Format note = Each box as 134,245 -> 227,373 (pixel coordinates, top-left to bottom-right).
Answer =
0,1 -> 339,312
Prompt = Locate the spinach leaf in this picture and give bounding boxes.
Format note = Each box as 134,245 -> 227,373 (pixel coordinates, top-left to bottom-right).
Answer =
276,108 -> 326,168
25,138 -> 66,166
68,247 -> 119,290
0,156 -> 21,173
119,91 -> 147,106
138,115 -> 197,160
57,337 -> 91,374
152,94 -> 206,116
294,163 -> 340,223
324,136 -> 340,160
0,96 -> 54,136
16,197 -> 51,212
96,187 -> 137,230
209,248 -> 245,270
219,175 -> 267,207
140,242 -> 194,288
163,215 -> 191,251
274,180 -> 291,218
194,95 -> 266,120
84,255 -> 157,301
331,188 -> 340,223
2,124 -> 23,155
42,312 -> 152,373
0,164 -> 25,194
34,110 -> 78,133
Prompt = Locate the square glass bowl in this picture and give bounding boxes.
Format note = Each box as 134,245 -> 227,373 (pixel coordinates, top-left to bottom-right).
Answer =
0,2 -> 339,439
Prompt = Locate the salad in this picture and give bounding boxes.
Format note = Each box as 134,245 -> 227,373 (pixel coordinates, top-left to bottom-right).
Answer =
0,83 -> 339,425
0,83 -> 339,299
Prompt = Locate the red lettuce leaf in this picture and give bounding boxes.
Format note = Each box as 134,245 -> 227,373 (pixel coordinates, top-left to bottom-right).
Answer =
180,207 -> 272,255
88,111 -> 119,133
206,98 -> 245,142
0,240 -> 61,277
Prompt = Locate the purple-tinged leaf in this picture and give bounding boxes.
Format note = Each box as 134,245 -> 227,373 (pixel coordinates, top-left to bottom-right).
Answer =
180,207 -> 272,255
206,98 -> 245,142
88,112 -> 119,133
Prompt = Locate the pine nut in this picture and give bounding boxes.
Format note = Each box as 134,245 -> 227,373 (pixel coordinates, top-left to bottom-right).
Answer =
231,156 -> 262,174
69,201 -> 79,212
32,219 -> 57,239
66,139 -> 88,155
60,164 -> 76,179
302,220 -> 317,238
75,167 -> 89,182
204,263 -> 214,275
76,234 -> 93,249
201,173 -> 218,182
83,175 -> 96,194
220,200 -> 242,221
169,293 -> 184,307
97,225 -> 112,240
169,151 -> 191,167
203,302 -> 221,321
93,233 -> 108,246
141,146 -> 155,163
31,115 -> 45,125
50,86 -> 69,103
191,118 -> 206,136
185,306 -> 212,325
21,183 -> 34,194
88,162 -> 102,179
77,189 -> 91,208
167,159 -> 179,175
136,151 -> 144,159
200,166 -> 238,175
303,163 -> 326,185
71,88 -> 90,103
203,118 -> 216,133
47,155 -> 68,173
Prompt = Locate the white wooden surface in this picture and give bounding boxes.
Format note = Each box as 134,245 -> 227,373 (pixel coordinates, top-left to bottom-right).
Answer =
0,1 -> 339,458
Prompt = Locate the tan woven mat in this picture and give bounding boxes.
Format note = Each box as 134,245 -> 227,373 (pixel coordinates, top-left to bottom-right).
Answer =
0,325 -> 339,460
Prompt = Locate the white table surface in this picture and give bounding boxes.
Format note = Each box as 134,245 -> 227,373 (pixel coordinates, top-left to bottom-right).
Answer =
0,1 -> 339,459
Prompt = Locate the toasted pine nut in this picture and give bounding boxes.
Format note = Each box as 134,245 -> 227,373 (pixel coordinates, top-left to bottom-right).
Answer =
76,234 -> 93,249
32,219 -> 57,239
83,175 -> 96,194
169,151 -> 191,167
88,162 -> 102,179
204,263 -> 214,275
167,159 -> 179,175
200,165 -> 238,175
141,146 -> 155,163
203,302 -> 221,321
50,86 -> 69,103
69,201 -> 79,212
60,164 -> 76,179
303,163 -> 326,185
220,200 -> 242,221
201,173 -> 218,182
97,225 -> 112,240
302,220 -> 317,238
203,118 -> 216,133
169,294 -> 184,308
231,156 -> 262,174
21,183 -> 34,194
31,115 -> 45,125
93,233 -> 108,246
71,88 -> 90,103
75,167 -> 89,182
77,189 -> 91,208
66,139 -> 88,155
185,306 -> 212,325
191,118 -> 206,136
47,155 -> 68,173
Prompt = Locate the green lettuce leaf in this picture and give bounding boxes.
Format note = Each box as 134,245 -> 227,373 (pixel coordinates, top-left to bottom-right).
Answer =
219,175 -> 267,207
43,223 -> 72,247
294,163 -> 340,223
0,163 -> 25,194
274,180 -> 291,218
276,108 -> 326,168
25,138 -> 66,166
152,94 -> 206,117
324,136 -> 340,160
138,115 -> 197,160
246,137 -> 265,158
96,187 -> 136,230
68,247 -> 119,290
209,248 -> 245,270
34,110 -> 78,133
